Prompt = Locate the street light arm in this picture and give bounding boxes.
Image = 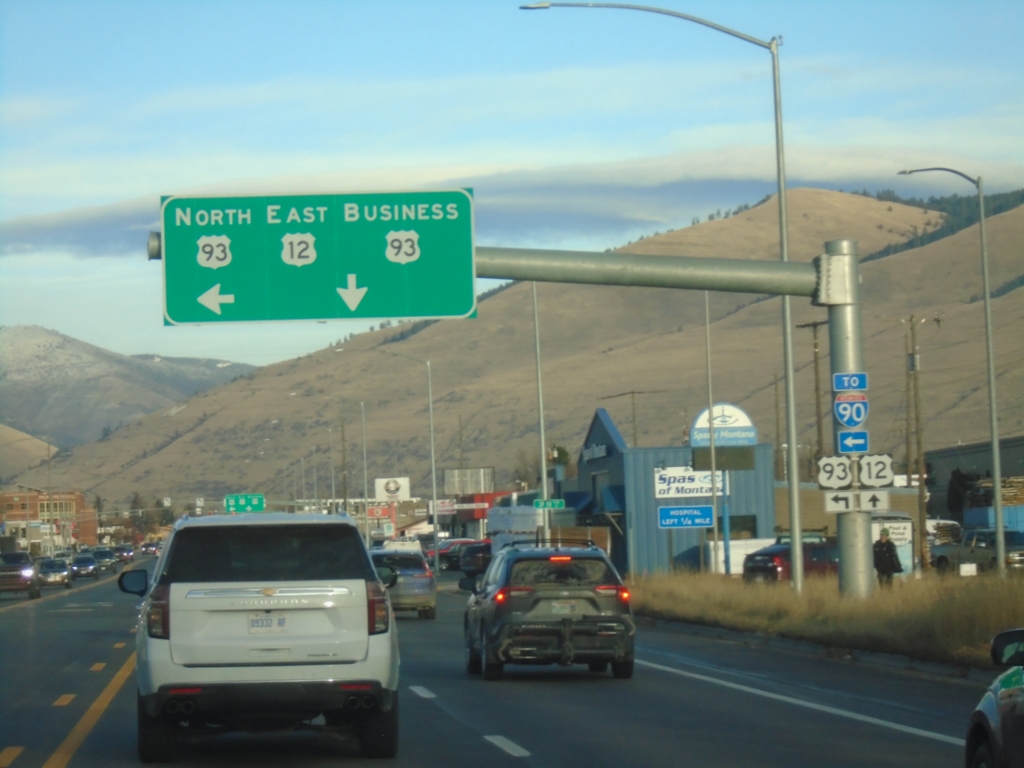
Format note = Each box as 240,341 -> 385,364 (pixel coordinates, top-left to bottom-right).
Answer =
898,167 -> 978,188
521,2 -> 773,48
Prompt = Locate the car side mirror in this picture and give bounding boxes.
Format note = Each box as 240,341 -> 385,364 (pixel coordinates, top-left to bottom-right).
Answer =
458,577 -> 478,593
375,566 -> 398,588
991,629 -> 1024,667
118,569 -> 149,596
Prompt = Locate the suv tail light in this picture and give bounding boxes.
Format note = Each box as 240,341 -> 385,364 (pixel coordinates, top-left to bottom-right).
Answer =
595,585 -> 630,603
494,586 -> 533,605
771,556 -> 785,570
147,584 -> 170,639
367,580 -> 389,635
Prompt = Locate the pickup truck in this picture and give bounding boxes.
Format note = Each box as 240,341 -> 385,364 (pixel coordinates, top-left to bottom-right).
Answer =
931,528 -> 1024,573
0,551 -> 42,599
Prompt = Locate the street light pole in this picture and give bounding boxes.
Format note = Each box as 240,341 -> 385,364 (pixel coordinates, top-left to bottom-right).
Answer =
375,348 -> 441,574
532,282 -> 550,539
328,427 -> 337,512
361,401 -> 370,546
521,0 -> 804,591
898,167 -> 1004,576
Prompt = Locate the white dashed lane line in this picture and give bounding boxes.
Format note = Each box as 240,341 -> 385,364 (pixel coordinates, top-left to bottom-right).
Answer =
484,735 -> 531,758
408,686 -> 436,699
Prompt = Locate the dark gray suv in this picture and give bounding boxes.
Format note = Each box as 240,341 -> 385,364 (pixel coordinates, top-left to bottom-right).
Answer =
460,542 -> 635,680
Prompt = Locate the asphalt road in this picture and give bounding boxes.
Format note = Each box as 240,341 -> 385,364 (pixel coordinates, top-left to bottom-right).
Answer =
0,564 -> 985,767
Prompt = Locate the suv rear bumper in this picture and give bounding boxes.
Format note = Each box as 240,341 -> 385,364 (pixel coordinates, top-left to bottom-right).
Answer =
492,616 -> 635,665
141,679 -> 396,720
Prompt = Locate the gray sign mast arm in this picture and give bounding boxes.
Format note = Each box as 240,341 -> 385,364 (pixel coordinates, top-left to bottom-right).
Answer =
476,247 -> 817,297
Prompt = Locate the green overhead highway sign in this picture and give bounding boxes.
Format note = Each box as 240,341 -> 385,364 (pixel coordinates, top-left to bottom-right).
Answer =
533,499 -> 565,510
161,190 -> 475,324
225,493 -> 265,513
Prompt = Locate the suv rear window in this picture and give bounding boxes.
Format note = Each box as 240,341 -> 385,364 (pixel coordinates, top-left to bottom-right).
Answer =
161,524 -> 374,583
509,557 -> 616,587
371,554 -> 426,571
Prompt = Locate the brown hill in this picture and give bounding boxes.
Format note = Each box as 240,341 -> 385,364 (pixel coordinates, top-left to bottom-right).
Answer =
7,190 -> 1022,512
0,423 -> 55,482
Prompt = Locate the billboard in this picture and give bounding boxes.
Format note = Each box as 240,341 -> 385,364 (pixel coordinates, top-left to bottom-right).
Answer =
374,477 -> 411,502
444,467 -> 495,495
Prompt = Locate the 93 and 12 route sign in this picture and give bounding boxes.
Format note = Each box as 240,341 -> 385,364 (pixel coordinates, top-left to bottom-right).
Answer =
161,191 -> 475,324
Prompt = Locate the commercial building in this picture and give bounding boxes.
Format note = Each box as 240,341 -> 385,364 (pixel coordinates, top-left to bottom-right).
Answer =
0,486 -> 97,551
560,409 -> 776,576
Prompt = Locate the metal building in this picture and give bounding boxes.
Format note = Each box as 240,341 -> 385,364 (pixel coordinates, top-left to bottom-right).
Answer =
561,409 -> 776,576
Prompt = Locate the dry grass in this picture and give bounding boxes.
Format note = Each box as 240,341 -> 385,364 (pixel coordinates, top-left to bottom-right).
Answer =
630,572 -> 1024,668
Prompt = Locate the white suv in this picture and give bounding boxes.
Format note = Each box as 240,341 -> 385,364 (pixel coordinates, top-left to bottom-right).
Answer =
119,513 -> 400,762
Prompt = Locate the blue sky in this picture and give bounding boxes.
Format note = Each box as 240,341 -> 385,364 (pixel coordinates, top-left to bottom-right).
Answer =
1,0 -> 1021,364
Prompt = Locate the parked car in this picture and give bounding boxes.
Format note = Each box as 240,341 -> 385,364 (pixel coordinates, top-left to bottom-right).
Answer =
424,538 -> 473,570
71,555 -> 99,580
92,547 -> 119,573
743,540 -> 839,582
460,541 -> 492,578
433,538 -> 475,570
117,512 -> 401,762
38,558 -> 73,589
0,551 -> 41,599
370,549 -> 437,619
965,627 -> 1024,768
931,529 -> 1024,574
461,541 -> 635,679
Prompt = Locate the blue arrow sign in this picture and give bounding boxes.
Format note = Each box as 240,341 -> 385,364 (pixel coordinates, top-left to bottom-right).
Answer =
838,430 -> 870,455
658,506 -> 714,529
833,372 -> 868,392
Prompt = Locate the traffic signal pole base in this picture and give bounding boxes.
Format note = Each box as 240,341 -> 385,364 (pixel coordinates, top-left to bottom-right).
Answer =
837,511 -> 874,598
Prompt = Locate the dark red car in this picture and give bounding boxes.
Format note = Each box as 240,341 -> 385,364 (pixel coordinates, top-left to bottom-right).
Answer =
742,540 -> 838,582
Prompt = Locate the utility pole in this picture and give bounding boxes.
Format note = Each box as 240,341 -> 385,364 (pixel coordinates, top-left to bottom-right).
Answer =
909,316 -> 930,571
598,390 -> 668,448
458,415 -> 465,469
796,320 -> 828,465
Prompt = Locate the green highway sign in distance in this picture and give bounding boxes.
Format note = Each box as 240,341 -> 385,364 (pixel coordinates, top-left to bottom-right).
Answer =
161,190 -> 476,324
225,493 -> 265,513
534,499 -> 565,509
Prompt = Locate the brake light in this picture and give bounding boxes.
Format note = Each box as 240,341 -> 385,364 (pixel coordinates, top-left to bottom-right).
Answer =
413,569 -> 433,579
550,555 -> 572,561
147,584 -> 170,639
510,586 -> 533,595
772,556 -> 785,570
494,587 -> 508,603
367,580 -> 389,635
595,584 -> 629,602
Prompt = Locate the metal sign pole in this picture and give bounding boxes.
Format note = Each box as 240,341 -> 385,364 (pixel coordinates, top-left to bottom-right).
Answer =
821,240 -> 874,598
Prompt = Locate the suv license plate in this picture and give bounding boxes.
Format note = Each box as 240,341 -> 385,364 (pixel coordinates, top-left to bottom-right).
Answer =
249,612 -> 288,634
551,600 -> 578,615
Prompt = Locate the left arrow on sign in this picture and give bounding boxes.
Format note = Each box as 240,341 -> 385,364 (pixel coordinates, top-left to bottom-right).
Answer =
337,274 -> 368,311
198,284 -> 235,315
